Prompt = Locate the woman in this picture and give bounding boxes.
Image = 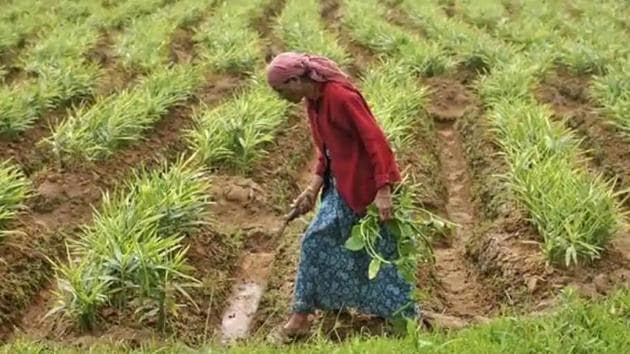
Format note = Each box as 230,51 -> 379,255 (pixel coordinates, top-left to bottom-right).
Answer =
266,52 -> 417,339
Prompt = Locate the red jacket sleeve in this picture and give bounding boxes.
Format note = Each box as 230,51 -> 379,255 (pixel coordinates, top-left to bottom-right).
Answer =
333,88 -> 401,189
313,149 -> 327,177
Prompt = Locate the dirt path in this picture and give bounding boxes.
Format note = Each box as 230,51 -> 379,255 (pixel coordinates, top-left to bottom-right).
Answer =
433,122 -> 491,319
427,77 -> 494,321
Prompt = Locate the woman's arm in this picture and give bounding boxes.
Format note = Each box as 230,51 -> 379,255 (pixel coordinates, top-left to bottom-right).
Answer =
334,89 -> 398,220
336,89 -> 399,190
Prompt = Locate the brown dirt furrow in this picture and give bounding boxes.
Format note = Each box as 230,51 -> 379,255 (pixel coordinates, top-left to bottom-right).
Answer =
535,68 -> 630,208
89,29 -> 138,96
425,76 -> 496,321
211,0 -> 318,343
215,105 -> 314,340
169,28 -> 195,65
253,0 -> 286,63
319,0 -> 369,77
320,0 -> 372,76
0,74 -> 243,342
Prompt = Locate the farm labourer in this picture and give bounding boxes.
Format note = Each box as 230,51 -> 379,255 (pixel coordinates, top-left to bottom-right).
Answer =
266,52 -> 418,340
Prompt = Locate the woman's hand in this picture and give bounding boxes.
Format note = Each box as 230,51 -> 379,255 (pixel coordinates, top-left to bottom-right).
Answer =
289,174 -> 324,217
374,185 -> 393,221
290,187 -> 317,216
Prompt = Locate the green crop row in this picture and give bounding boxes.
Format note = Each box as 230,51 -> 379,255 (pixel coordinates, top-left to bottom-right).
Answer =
0,0 -> 171,136
275,0 -> 349,66
44,65 -> 203,163
487,0 -> 627,75
43,0 -> 277,165
7,288 -> 630,353
0,160 -> 30,238
397,0 -> 627,265
48,157 -> 211,330
187,75 -> 290,171
194,0 -> 269,74
592,58 -> 630,135
97,0 -> 170,29
21,22 -> 100,73
342,0 -> 451,77
397,0 -> 513,72
115,0 -> 209,72
0,0 -> 101,56
477,57 -> 627,266
360,59 -> 428,152
0,61 -> 100,136
455,0 -> 507,31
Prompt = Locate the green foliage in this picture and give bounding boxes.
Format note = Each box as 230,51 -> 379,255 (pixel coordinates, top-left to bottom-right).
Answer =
44,65 -> 203,163
506,154 -> 625,264
275,0 -> 349,66
20,22 -> 100,74
194,0 -> 267,74
343,0 -> 451,76
345,175 -> 450,283
360,59 -> 428,151
489,100 -> 580,162
97,0 -> 168,28
0,60 -> 100,136
48,157 -> 211,330
116,0 -> 208,71
187,76 -> 290,170
9,288 -> 630,353
0,82 -> 45,136
0,160 -> 30,235
591,59 -> 630,135
457,0 -> 507,30
0,0 -> 101,53
480,67 -> 627,266
0,1 -> 121,136
399,0 -> 513,72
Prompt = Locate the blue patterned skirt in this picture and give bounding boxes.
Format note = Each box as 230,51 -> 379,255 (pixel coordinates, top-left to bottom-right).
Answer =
292,176 -> 418,319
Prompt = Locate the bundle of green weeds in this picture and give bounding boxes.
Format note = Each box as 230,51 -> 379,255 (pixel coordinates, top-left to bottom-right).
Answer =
345,174 -> 451,283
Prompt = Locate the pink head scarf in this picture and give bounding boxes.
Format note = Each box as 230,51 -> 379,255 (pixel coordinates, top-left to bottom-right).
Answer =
266,52 -> 354,89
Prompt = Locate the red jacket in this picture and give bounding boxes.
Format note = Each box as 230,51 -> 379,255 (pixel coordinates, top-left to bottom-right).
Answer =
306,81 -> 401,215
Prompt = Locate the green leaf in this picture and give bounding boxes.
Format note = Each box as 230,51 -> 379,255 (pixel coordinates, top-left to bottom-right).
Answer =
345,225 -> 365,251
385,218 -> 403,240
368,258 -> 381,280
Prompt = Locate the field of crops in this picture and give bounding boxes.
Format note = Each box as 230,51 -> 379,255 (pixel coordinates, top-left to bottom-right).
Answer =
0,0 -> 629,351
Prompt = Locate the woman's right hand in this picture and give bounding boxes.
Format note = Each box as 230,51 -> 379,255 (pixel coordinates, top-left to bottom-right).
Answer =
290,187 -> 316,216
289,174 -> 324,217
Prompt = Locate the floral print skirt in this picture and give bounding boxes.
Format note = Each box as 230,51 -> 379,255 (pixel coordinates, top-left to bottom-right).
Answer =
292,176 -> 418,319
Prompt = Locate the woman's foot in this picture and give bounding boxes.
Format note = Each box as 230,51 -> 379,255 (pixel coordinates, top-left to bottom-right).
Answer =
283,312 -> 310,336
267,313 -> 311,344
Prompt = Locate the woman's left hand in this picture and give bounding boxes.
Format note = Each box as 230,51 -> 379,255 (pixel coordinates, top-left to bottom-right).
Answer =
374,185 -> 393,221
